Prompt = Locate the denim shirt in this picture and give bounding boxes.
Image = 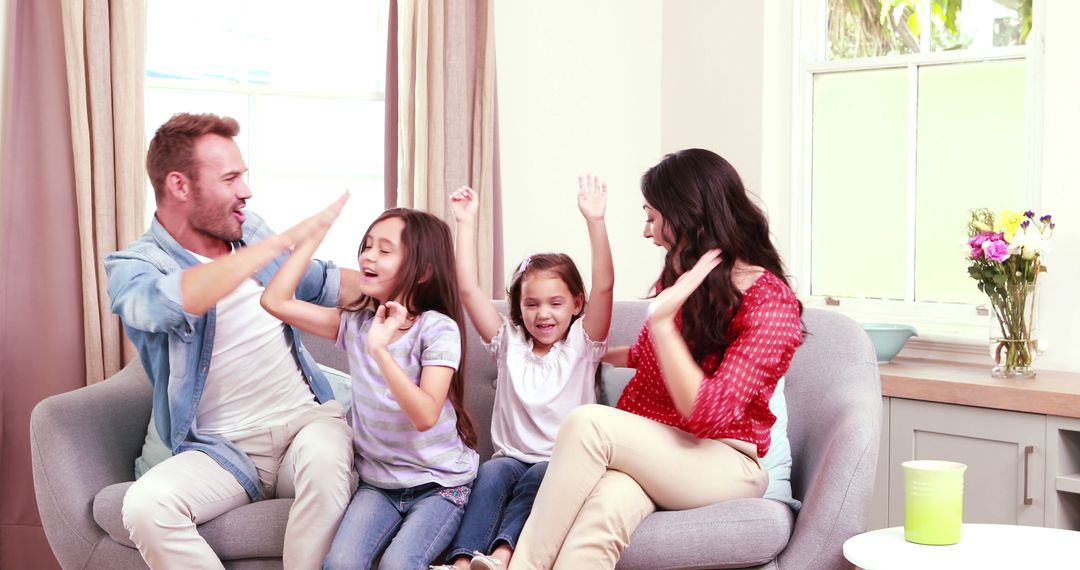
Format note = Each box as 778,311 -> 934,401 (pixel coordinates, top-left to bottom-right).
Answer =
104,211 -> 341,501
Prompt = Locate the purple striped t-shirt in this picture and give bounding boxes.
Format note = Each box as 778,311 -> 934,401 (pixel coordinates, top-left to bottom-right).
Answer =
336,309 -> 479,489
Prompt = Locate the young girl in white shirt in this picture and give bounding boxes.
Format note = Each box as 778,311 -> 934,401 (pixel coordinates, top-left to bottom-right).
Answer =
431,177 -> 614,570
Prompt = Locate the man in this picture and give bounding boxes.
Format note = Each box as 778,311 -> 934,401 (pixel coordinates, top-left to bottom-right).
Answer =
105,112 -> 359,569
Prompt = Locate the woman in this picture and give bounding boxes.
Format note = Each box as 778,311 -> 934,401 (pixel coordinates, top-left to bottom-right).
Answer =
510,149 -> 805,569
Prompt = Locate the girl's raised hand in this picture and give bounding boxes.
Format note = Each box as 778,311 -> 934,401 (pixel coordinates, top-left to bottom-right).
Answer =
577,174 -> 608,221
449,186 -> 479,223
367,301 -> 410,351
647,249 -> 722,325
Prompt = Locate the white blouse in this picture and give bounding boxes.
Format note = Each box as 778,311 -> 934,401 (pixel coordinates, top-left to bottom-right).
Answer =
486,316 -> 607,463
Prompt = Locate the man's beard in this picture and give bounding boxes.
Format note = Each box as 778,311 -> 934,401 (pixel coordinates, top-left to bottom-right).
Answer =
189,185 -> 243,242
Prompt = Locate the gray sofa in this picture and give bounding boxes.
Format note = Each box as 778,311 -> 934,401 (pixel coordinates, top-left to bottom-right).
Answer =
31,302 -> 881,569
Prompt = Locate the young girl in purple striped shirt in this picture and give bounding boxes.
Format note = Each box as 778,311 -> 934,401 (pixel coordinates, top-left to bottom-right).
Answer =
262,198 -> 479,569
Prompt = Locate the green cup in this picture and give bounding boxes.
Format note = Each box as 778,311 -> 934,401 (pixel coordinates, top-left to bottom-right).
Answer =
902,460 -> 966,545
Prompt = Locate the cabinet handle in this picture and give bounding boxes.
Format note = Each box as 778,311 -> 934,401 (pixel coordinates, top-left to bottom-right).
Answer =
1023,445 -> 1034,506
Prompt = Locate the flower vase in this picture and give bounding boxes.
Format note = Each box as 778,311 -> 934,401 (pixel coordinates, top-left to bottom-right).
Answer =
987,284 -> 1039,378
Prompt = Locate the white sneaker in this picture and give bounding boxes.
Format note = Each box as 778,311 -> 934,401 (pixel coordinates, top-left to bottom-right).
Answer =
470,552 -> 504,570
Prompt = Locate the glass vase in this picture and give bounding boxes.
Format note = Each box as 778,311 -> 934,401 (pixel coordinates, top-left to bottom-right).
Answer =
987,284 -> 1039,378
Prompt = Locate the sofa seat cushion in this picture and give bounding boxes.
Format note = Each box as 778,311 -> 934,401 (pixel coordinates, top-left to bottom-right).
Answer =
94,482 -> 291,559
617,497 -> 794,569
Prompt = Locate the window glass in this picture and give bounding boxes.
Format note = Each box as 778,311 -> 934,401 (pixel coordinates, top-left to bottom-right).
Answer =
145,0 -> 387,268
914,60 -> 1027,304
249,96 -> 385,267
930,0 -> 1030,52
811,68 -> 909,300
827,0 -> 923,60
826,0 -> 1031,60
147,0 -> 385,92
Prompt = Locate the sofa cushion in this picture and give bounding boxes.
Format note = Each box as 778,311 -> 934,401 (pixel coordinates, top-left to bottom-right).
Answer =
133,412 -> 173,479
760,376 -> 800,511
94,482 -> 291,559
597,364 -> 636,406
618,497 -> 794,569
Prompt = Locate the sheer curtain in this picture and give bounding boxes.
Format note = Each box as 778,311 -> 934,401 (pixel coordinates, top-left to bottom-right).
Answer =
388,0 -> 504,297
61,0 -> 146,384
0,1 -> 145,566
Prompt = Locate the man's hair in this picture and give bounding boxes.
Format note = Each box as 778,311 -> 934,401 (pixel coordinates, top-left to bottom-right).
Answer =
146,113 -> 240,202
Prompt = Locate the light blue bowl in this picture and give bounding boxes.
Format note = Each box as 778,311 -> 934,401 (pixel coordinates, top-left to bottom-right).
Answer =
862,324 -> 918,363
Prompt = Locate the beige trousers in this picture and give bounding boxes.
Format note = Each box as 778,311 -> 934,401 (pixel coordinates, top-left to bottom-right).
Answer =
122,401 -> 355,570
511,404 -> 767,570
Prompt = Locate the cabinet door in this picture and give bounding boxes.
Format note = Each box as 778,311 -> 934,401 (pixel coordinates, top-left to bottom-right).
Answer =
889,398 -> 1046,527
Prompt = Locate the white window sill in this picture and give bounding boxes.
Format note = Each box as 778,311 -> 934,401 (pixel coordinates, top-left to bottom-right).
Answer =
802,296 -> 995,366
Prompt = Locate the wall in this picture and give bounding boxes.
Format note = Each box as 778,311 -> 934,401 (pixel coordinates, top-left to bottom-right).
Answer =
495,0 -> 665,300
1033,0 -> 1080,372
495,0 -> 766,301
661,1 -> 764,196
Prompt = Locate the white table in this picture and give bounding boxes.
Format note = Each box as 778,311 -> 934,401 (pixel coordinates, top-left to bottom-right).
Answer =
843,524 -> 1080,569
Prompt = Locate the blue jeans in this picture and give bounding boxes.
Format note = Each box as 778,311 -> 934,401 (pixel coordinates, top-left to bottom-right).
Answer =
323,482 -> 470,570
445,458 -> 548,561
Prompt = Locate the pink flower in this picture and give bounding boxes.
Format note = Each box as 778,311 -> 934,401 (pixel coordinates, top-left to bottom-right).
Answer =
968,232 -> 995,259
968,232 -> 993,247
982,238 -> 1010,262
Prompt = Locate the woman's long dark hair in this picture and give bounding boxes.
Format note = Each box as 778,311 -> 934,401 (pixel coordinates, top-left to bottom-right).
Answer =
345,208 -> 477,448
642,148 -> 802,364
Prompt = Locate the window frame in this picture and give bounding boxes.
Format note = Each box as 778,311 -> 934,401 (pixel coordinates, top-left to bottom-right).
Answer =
789,0 -> 1045,360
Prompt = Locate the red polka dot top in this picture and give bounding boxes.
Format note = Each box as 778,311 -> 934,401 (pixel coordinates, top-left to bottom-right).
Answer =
617,271 -> 804,458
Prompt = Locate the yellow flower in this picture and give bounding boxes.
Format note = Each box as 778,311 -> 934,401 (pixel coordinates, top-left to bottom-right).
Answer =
994,210 -> 1024,242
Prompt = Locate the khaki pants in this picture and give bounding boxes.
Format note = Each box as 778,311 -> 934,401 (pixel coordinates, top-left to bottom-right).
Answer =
512,404 -> 767,570
122,401 -> 355,570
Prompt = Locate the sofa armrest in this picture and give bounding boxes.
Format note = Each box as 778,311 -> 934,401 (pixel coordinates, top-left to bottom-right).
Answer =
780,309 -> 882,570
31,360 -> 152,568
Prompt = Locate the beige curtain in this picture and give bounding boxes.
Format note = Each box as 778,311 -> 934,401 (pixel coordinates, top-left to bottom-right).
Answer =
394,0 -> 503,297
60,0 -> 147,384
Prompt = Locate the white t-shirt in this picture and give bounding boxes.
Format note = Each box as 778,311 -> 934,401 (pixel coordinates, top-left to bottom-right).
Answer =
191,251 -> 317,437
487,316 -> 607,463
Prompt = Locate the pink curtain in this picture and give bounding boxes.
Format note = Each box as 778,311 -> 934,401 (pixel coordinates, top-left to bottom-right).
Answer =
0,1 -> 82,567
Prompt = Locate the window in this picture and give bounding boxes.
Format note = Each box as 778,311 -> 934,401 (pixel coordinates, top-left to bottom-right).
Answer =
144,0 -> 389,268
795,0 -> 1038,346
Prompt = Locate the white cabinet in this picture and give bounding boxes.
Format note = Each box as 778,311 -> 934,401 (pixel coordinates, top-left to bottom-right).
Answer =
869,397 -> 1051,529
888,398 -> 1046,527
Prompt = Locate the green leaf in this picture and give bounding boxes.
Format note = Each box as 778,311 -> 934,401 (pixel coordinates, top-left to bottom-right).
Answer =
942,0 -> 960,35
